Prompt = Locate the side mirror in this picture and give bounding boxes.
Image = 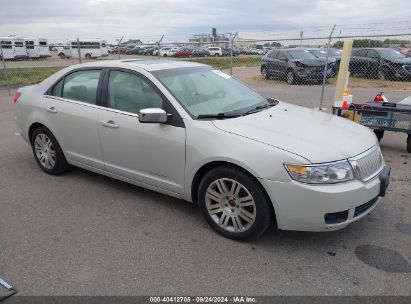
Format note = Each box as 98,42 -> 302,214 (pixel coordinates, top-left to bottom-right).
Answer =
138,108 -> 168,123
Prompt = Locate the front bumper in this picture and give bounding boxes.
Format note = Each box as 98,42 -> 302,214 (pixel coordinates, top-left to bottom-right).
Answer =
296,68 -> 333,81
263,166 -> 390,232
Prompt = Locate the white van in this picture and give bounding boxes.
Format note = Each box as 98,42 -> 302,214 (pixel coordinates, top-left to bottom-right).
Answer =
25,38 -> 41,59
100,40 -> 108,57
208,47 -> 223,56
68,39 -> 103,59
12,37 -> 28,59
0,36 -> 28,60
57,45 -> 72,59
39,38 -> 50,58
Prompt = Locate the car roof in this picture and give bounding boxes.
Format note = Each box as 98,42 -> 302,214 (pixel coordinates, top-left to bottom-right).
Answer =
67,59 -> 207,72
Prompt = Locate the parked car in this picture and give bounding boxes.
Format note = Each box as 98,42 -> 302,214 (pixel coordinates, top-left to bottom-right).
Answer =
308,48 -> 341,75
192,48 -> 210,57
14,60 -> 389,240
208,47 -> 223,56
108,47 -> 128,55
143,47 -> 157,55
174,48 -> 193,58
160,47 -> 178,57
130,46 -> 142,55
261,48 -> 333,84
401,49 -> 411,58
56,46 -> 72,59
349,48 -> 411,80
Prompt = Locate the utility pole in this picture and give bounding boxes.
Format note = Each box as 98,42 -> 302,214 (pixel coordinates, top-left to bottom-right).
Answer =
76,38 -> 82,64
157,34 -> 164,59
117,36 -> 123,59
319,24 -> 337,111
0,44 -> 11,96
230,32 -> 238,76
300,31 -> 303,47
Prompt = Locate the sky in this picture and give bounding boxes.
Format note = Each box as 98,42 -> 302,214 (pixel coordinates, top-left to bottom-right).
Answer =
0,0 -> 410,44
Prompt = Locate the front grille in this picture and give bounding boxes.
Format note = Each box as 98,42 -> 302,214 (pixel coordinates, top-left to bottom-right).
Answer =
354,196 -> 379,217
310,66 -> 323,73
349,146 -> 384,181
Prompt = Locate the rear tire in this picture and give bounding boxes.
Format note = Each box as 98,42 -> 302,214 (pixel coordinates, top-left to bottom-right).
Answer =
59,53 -> 66,59
31,126 -> 69,175
198,166 -> 273,240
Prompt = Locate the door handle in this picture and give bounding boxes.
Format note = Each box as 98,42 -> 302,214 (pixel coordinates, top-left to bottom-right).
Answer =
101,120 -> 119,128
46,107 -> 58,113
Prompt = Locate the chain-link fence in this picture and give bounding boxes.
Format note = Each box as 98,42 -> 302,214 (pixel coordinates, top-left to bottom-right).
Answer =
1,33 -> 411,106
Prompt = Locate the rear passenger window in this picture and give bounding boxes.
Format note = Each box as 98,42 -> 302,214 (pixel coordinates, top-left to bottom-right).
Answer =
62,70 -> 101,104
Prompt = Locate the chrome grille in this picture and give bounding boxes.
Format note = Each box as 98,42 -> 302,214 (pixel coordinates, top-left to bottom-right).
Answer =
349,146 -> 384,181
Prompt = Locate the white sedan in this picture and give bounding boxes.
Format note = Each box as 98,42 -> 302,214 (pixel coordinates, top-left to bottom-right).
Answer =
14,60 -> 390,240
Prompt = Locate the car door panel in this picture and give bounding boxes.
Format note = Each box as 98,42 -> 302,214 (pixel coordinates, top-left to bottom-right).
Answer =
98,69 -> 186,194
44,69 -> 104,169
98,109 -> 185,193
43,97 -> 104,168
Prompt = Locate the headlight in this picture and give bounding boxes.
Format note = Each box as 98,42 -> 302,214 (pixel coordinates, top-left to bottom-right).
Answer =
284,161 -> 354,184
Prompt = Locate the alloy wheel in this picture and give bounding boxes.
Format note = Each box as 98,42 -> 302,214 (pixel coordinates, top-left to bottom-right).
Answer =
34,133 -> 56,169
205,178 -> 256,233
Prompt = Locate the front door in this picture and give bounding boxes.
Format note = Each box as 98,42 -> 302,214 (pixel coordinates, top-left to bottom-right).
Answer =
98,69 -> 186,194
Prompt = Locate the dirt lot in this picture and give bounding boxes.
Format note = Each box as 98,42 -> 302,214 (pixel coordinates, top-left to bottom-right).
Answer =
0,82 -> 410,296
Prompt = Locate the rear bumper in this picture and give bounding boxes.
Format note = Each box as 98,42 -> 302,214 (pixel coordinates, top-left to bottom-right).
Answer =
262,166 -> 390,232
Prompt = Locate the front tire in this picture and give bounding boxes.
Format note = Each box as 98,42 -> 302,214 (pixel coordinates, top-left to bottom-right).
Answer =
377,69 -> 386,81
85,53 -> 92,59
286,70 -> 296,85
198,166 -> 273,240
261,66 -> 269,79
31,127 -> 69,175
407,134 -> 411,153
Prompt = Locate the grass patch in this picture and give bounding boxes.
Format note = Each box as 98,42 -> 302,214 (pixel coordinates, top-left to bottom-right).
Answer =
187,56 -> 261,69
0,67 -> 64,87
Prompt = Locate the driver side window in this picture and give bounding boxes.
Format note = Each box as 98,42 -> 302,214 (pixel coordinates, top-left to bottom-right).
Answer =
107,71 -> 163,113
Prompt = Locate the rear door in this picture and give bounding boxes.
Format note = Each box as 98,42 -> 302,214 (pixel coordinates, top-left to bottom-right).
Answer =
275,51 -> 289,78
350,49 -> 368,74
98,69 -> 186,194
264,50 -> 277,74
44,69 -> 104,169
366,49 -> 380,76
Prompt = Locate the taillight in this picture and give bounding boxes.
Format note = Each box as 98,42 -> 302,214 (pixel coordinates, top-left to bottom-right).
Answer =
13,91 -> 22,104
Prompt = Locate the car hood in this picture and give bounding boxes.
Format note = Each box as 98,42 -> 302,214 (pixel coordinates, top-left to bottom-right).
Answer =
212,102 -> 377,163
387,57 -> 411,64
292,58 -> 326,66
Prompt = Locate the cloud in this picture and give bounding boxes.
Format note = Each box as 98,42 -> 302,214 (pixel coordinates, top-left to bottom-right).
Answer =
0,0 -> 409,43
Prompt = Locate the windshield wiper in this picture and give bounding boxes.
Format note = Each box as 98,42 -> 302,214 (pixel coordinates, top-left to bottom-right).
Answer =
197,113 -> 243,119
243,99 -> 278,115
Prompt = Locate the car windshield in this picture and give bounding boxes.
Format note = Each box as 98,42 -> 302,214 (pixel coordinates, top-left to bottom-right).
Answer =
378,48 -> 405,60
311,49 -> 341,57
288,49 -> 317,60
152,67 -> 269,118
